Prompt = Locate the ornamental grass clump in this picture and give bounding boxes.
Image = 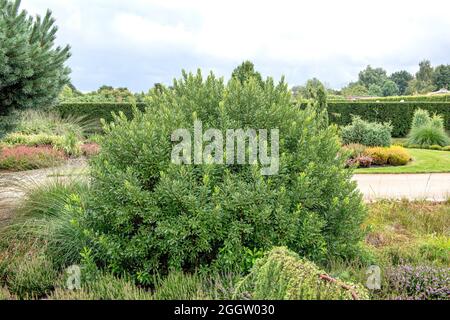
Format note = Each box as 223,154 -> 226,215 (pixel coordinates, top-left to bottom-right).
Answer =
407,109 -> 449,147
78,70 -> 366,283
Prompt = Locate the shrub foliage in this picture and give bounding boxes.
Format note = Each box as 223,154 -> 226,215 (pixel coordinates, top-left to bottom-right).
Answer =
341,116 -> 392,147
78,71 -> 366,283
364,146 -> 411,166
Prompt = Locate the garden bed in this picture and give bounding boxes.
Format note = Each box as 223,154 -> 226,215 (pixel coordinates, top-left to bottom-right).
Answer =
356,149 -> 450,174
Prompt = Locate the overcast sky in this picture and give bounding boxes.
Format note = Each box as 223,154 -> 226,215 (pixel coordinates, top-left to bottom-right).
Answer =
23,0 -> 450,92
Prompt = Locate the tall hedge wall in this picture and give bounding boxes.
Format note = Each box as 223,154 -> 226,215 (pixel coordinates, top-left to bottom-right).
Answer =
328,94 -> 450,103
56,101 -> 450,137
325,102 -> 450,137
55,102 -> 147,123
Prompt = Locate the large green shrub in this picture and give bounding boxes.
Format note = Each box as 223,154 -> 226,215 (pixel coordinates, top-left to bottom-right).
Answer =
341,116 -> 392,147
234,247 -> 369,300
0,0 -> 71,114
79,71 -> 366,283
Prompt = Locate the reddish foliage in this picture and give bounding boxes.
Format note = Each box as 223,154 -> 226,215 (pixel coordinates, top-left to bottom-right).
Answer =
81,143 -> 100,157
345,155 -> 373,168
0,146 -> 65,171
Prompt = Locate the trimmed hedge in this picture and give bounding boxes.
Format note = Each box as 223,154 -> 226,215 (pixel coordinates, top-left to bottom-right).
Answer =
328,94 -> 450,102
55,102 -> 147,123
325,102 -> 450,137
55,101 -> 450,137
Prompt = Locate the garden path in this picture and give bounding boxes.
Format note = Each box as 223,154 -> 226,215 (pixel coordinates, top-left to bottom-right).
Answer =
0,158 -> 88,226
353,173 -> 450,202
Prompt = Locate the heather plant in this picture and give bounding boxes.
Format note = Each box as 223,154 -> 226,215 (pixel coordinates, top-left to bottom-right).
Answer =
79,70 -> 366,283
49,273 -> 152,300
5,252 -> 58,299
0,146 -> 65,171
345,155 -> 373,168
341,116 -> 392,147
153,271 -> 207,300
80,143 -> 100,157
386,265 -> 450,300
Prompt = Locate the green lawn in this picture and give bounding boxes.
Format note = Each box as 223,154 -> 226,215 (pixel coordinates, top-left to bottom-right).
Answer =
356,149 -> 450,174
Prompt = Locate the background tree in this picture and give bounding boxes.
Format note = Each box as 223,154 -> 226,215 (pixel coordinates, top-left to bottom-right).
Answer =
0,0 -> 71,114
305,78 -> 326,99
389,70 -> 413,95
381,80 -> 399,96
416,60 -> 434,84
432,64 -> 450,90
341,82 -> 368,97
96,86 -> 135,102
368,84 -> 382,97
231,60 -> 263,86
409,60 -> 436,94
291,85 -> 307,98
358,65 -> 388,89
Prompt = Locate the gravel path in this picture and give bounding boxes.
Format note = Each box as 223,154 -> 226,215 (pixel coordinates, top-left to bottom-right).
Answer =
0,158 -> 88,225
353,173 -> 450,202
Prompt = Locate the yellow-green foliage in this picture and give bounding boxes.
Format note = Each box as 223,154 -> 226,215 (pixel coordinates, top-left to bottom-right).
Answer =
2,132 -> 63,147
2,132 -> 82,156
234,247 -> 369,300
364,146 -> 411,166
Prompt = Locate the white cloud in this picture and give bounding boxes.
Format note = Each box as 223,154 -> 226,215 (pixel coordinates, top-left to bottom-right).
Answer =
21,0 -> 450,91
